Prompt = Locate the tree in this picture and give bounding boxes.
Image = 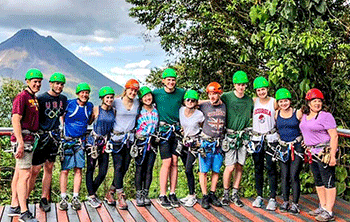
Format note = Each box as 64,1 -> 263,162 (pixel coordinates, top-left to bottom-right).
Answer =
127,0 -> 350,124
0,78 -> 25,127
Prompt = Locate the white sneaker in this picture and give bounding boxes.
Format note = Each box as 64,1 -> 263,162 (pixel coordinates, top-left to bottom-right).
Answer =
266,198 -> 277,211
183,195 -> 197,207
252,196 -> 264,208
180,195 -> 190,204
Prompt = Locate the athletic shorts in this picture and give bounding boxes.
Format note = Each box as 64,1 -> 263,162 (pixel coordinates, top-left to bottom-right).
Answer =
11,141 -> 34,169
61,144 -> 85,170
311,161 -> 335,189
224,146 -> 248,166
199,152 -> 223,173
159,133 -> 179,160
32,137 -> 59,165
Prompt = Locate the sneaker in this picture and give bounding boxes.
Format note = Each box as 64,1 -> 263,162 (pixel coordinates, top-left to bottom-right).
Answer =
19,210 -> 38,222
71,196 -> 82,211
116,191 -> 128,210
201,195 -> 210,209
169,193 -> 180,208
231,193 -> 244,207
279,201 -> 289,212
180,195 -> 190,204
95,195 -> 103,205
289,202 -> 300,214
209,192 -> 222,207
143,189 -> 151,206
105,189 -> 116,206
59,196 -> 69,211
87,196 -> 102,208
39,198 -> 51,212
136,190 -> 145,207
8,206 -> 21,217
309,206 -> 324,216
266,198 -> 277,211
183,195 -> 197,207
221,193 -> 230,206
315,210 -> 335,222
157,196 -> 172,209
252,196 -> 264,208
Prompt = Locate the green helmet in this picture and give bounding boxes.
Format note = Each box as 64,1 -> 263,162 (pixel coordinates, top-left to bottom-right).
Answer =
76,82 -> 91,94
25,68 -> 43,80
49,72 -> 66,83
162,68 -> 177,79
184,89 -> 199,100
275,88 -> 291,100
253,76 -> 269,89
99,86 -> 115,98
138,86 -> 152,99
232,70 -> 249,84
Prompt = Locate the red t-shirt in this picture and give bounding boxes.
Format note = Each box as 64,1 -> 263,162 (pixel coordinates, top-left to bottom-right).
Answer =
11,90 -> 40,142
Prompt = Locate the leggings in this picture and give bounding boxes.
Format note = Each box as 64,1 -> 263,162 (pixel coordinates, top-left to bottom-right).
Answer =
135,150 -> 157,191
111,144 -> 132,190
252,143 -> 277,198
86,151 -> 109,196
280,143 -> 304,203
179,148 -> 197,195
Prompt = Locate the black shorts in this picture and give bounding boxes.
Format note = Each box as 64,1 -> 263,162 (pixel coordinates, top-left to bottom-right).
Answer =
159,134 -> 179,160
32,137 -> 59,166
311,161 -> 335,188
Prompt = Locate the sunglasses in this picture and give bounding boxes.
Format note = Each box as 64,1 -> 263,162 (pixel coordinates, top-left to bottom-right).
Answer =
186,99 -> 197,103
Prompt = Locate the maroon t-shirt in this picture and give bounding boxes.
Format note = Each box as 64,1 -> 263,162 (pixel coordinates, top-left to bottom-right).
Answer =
11,90 -> 40,142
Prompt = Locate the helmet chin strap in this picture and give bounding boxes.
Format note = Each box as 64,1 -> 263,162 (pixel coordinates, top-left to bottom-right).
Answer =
26,86 -> 35,95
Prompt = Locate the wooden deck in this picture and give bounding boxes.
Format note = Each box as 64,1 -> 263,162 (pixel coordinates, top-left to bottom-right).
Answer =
0,194 -> 349,222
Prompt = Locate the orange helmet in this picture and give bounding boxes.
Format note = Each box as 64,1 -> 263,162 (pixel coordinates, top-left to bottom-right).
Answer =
206,82 -> 223,93
125,79 -> 140,90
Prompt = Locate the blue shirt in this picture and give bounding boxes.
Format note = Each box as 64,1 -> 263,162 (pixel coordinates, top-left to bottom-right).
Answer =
64,99 -> 93,138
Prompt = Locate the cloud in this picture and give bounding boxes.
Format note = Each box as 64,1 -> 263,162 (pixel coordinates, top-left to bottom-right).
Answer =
0,0 -> 145,41
75,46 -> 102,57
102,46 -> 116,52
124,60 -> 151,69
118,45 -> 144,52
108,60 -> 152,85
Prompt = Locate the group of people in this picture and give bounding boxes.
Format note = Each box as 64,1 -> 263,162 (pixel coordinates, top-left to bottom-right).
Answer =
8,68 -> 338,222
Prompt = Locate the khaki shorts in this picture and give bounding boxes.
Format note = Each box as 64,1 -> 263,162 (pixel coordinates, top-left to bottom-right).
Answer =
224,146 -> 248,166
11,142 -> 34,169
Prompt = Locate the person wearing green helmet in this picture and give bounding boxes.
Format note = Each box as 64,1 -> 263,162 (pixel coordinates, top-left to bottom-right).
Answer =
178,89 -> 204,207
27,72 -> 68,213
131,86 -> 159,207
220,70 -> 253,207
9,68 -> 42,221
251,76 -> 279,211
153,68 -> 185,209
83,86 -> 115,208
274,88 -> 303,214
59,82 -> 94,211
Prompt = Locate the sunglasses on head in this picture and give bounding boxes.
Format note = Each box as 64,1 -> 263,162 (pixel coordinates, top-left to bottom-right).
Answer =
186,98 -> 196,102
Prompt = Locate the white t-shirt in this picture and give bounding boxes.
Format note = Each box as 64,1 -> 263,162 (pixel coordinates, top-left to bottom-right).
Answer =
252,97 -> 278,142
179,106 -> 205,137
111,97 -> 140,141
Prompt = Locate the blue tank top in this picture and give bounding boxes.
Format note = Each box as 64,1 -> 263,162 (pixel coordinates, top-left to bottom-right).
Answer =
93,106 -> 115,136
276,110 -> 301,142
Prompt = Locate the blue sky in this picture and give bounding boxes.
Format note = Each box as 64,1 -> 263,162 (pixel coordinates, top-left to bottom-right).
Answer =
0,0 -> 169,86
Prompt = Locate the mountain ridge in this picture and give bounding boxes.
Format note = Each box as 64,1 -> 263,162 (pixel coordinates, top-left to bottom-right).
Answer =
0,29 -> 123,105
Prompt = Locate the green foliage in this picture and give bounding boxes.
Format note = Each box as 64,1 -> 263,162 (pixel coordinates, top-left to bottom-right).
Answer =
128,0 -> 350,125
0,78 -> 26,127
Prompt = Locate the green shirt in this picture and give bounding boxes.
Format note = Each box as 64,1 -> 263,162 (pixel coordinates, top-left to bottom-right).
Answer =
153,87 -> 185,127
221,91 -> 253,131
